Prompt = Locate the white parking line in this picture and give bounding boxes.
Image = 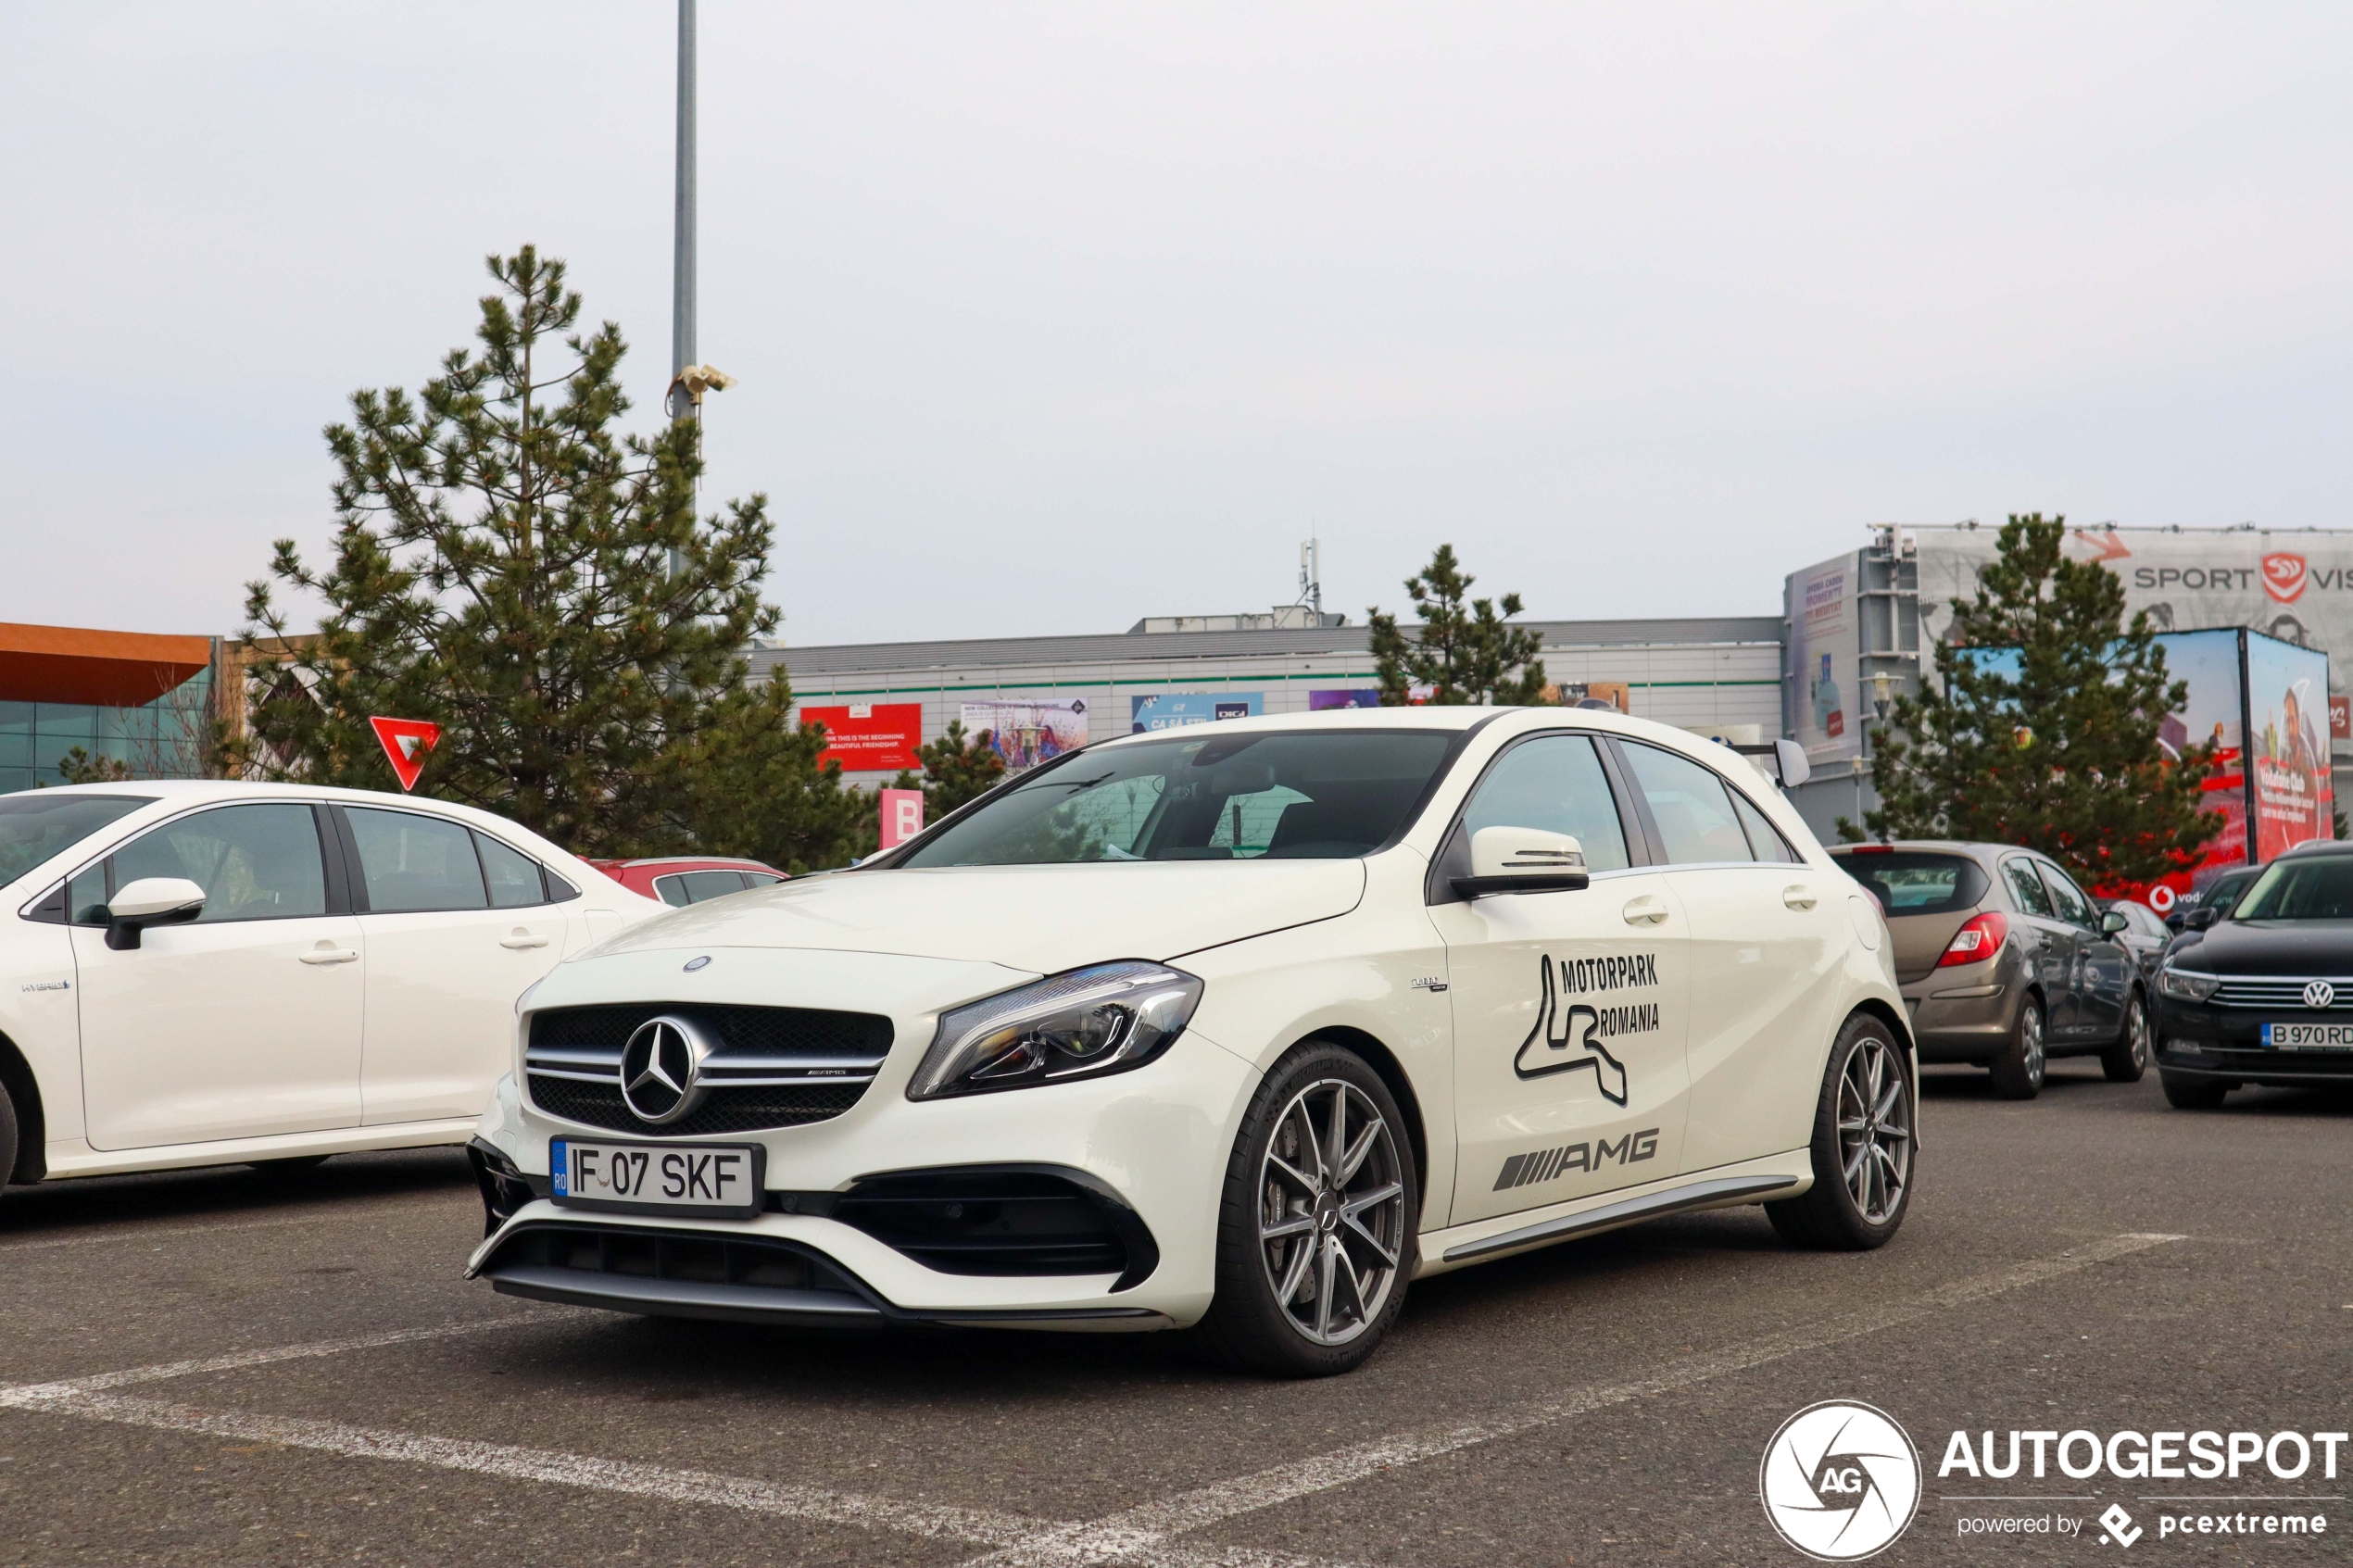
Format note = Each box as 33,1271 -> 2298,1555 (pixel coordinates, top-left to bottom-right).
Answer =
0,1195 -> 459,1253
962,1233 -> 2188,1568
0,1314 -> 553,1403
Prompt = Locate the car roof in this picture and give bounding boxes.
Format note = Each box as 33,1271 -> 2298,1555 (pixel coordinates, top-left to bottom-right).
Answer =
620,858 -> 781,872
2278,838 -> 2353,857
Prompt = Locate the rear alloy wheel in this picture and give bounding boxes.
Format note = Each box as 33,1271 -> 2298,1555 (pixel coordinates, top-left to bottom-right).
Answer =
1195,1045 -> 1416,1377
2160,1072 -> 2230,1110
1989,996 -> 2045,1099
2102,994 -> 2152,1083
1767,1013 -> 1915,1250
0,1082 -> 17,1209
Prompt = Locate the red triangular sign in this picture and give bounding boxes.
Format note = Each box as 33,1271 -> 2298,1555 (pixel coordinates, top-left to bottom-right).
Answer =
369,717 -> 441,792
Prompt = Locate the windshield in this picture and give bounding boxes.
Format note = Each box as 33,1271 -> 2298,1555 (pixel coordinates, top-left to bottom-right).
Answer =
898,730 -> 1456,867
0,793 -> 154,888
2233,857 -> 2353,922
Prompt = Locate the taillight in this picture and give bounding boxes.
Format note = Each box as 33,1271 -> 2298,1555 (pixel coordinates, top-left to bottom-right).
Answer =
1938,910 -> 2008,967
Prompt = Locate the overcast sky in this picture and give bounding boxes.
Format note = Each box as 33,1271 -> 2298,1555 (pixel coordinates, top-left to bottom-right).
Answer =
5,4 -> 2349,647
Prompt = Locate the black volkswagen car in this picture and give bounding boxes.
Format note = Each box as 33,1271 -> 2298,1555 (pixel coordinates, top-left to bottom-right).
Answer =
2155,841 -> 2353,1108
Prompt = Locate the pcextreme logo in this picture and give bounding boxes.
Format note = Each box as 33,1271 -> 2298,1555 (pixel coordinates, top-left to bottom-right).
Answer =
1760,1400 -> 1923,1562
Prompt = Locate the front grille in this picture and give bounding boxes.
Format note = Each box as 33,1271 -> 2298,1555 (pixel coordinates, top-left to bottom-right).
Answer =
832,1167 -> 1159,1288
525,1002 -> 891,1136
2207,976 -> 2353,1010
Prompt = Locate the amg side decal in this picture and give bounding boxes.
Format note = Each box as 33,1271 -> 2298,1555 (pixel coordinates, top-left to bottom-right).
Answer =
1493,1127 -> 1661,1190
1512,951 -> 1659,1102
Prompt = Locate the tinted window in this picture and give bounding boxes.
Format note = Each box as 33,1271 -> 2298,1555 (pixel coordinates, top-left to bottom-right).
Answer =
1834,851 -> 1987,915
1458,734 -> 1632,873
2235,857 -> 2353,921
2200,869 -> 2260,917
677,870 -> 749,903
742,872 -> 784,888
0,794 -> 151,888
475,833 -> 547,909
2038,862 -> 2095,928
109,804 -> 327,923
1620,743 -> 1752,864
1730,790 -> 1800,863
67,860 -> 108,924
900,731 -> 1454,867
653,874 -> 694,907
2001,858 -> 2054,917
347,808 -> 487,912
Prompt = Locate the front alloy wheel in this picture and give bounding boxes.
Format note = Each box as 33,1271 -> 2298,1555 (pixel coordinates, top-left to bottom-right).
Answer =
1990,996 -> 2045,1099
2102,994 -> 2151,1083
1198,1044 -> 1417,1376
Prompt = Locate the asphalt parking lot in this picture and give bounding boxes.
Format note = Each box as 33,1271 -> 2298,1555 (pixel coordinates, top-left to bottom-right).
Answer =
2,1062 -> 2347,1568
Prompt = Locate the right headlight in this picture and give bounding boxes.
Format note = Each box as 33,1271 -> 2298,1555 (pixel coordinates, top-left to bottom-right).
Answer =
2158,967 -> 2221,1002
907,960 -> 1204,1100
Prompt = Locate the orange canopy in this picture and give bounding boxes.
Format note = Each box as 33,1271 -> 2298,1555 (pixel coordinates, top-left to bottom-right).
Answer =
0,621 -> 213,709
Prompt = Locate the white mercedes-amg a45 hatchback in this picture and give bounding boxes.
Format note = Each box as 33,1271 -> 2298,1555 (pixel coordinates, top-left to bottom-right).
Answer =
0,783 -> 657,1196
467,709 -> 1916,1375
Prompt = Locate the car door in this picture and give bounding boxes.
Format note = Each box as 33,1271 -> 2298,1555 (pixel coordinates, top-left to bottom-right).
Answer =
335,805 -> 571,1124
1612,739 -> 1846,1172
1428,731 -> 1692,1227
69,801 -> 365,1148
1997,855 -> 2077,1036
2038,859 -> 2128,1039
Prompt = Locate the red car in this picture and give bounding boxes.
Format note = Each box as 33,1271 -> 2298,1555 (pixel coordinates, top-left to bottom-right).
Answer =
584,856 -> 787,908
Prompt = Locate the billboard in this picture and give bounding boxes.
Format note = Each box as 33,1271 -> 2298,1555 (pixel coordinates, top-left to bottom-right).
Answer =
2155,630 -> 2248,884
2245,633 -> 2334,860
799,702 -> 922,771
1130,693 -> 1262,733
960,698 -> 1088,771
1309,688 -> 1383,710
1786,553 -> 1860,763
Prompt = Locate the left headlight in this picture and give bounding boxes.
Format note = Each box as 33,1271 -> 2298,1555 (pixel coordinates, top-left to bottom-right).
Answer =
908,960 -> 1204,1101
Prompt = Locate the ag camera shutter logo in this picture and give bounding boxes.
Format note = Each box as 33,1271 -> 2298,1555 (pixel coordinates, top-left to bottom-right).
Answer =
1759,1400 -> 1922,1561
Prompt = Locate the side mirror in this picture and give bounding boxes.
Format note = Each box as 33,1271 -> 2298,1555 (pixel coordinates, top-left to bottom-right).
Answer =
106,877 -> 207,950
1453,827 -> 1591,898
2183,907 -> 2218,932
2100,909 -> 2130,935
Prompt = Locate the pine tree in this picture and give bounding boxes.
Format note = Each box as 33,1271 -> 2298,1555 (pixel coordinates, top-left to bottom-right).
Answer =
224,247 -> 870,872
1861,513 -> 2221,884
891,720 -> 1007,822
1367,544 -> 1552,705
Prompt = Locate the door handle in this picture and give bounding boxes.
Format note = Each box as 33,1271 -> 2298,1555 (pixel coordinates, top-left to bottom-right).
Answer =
299,947 -> 359,965
1622,896 -> 1669,926
499,932 -> 551,950
1782,884 -> 1818,909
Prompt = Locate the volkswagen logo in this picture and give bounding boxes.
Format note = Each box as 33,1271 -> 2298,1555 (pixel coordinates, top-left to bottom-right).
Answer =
619,1015 -> 716,1126
2304,980 -> 2336,1010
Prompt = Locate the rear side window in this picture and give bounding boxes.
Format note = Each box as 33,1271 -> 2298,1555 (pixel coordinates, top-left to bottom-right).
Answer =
1730,791 -> 1800,863
2001,858 -> 2054,917
1835,851 -> 1988,915
347,808 -> 488,912
1458,734 -> 1633,873
475,833 -> 547,909
1619,743 -> 1753,864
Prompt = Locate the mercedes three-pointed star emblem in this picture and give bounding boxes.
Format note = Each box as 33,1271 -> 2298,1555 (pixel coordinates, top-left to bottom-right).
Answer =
619,1015 -> 716,1126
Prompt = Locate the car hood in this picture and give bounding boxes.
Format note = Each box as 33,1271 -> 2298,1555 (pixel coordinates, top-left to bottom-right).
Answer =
577,859 -> 1371,973
2173,919 -> 2353,974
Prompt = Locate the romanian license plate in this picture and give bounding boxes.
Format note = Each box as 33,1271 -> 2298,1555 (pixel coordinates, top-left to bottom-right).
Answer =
2259,1022 -> 2353,1051
550,1139 -> 764,1218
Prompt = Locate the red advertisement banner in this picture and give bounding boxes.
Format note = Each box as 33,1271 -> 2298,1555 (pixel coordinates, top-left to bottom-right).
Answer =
801,703 -> 923,771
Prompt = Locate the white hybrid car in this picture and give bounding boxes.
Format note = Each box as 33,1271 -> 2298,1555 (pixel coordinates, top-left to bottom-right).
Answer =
0,783 -> 657,1193
467,709 -> 1916,1375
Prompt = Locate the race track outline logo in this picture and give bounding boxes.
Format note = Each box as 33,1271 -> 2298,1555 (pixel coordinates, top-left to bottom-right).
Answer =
1760,1400 -> 1922,1562
1513,952 -> 1658,1104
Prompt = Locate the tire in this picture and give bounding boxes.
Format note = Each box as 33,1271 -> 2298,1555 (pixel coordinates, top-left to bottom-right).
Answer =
249,1155 -> 332,1176
2101,993 -> 2152,1084
2160,1072 -> 2230,1110
0,1082 -> 18,1205
1193,1043 -> 1418,1377
1766,1013 -> 1915,1251
1988,995 -> 2046,1100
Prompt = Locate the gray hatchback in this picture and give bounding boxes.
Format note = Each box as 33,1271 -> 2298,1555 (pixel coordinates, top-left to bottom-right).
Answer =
1829,841 -> 2150,1098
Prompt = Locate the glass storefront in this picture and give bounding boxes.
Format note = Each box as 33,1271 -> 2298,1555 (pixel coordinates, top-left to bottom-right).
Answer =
0,666 -> 214,795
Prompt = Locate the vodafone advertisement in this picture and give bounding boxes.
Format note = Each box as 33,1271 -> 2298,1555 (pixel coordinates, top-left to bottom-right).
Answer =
799,702 -> 922,771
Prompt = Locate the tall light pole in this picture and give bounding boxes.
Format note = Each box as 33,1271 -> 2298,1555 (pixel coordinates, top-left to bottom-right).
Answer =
668,0 -> 697,427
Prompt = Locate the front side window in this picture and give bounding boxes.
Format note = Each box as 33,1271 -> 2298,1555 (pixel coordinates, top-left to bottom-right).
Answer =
0,793 -> 152,890
107,803 -> 327,923
1619,742 -> 1753,864
2001,858 -> 2054,917
2036,862 -> 2095,928
899,731 -> 1455,867
346,808 -> 487,912
2233,856 -> 2353,921
1457,734 -> 1632,873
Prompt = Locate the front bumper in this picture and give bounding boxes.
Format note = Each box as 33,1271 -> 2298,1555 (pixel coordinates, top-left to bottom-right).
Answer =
2156,1003 -> 2353,1086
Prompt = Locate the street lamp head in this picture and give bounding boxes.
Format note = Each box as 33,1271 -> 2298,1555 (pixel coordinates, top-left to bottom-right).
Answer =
670,363 -> 736,405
